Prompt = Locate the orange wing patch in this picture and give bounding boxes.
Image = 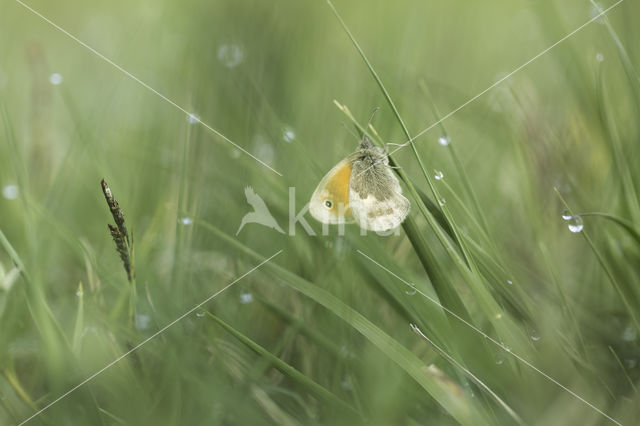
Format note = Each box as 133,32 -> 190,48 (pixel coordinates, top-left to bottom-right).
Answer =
324,162 -> 352,204
309,159 -> 355,224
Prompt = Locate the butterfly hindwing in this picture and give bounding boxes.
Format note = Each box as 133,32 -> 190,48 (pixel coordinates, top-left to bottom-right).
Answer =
348,153 -> 410,231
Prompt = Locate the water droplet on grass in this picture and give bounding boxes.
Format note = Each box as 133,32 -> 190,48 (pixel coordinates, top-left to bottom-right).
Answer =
405,283 -> 417,296
622,325 -> 637,342
240,291 -> 253,304
283,128 -> 295,143
434,170 -> 443,180
49,73 -> 63,85
561,210 -> 572,220
217,44 -> 244,68
2,185 -> 19,200
135,314 -> 151,330
438,197 -> 446,206
187,113 -> 200,124
596,52 -> 604,62
568,215 -> 584,233
530,330 -> 541,341
437,136 -> 450,146
180,217 -> 193,226
76,289 -> 83,297
506,280 -> 513,286
196,311 -> 205,318
341,377 -> 353,391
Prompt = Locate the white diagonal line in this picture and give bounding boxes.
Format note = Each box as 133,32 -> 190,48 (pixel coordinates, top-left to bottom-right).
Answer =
18,249 -> 283,426
14,0 -> 283,177
410,324 -> 525,426
357,250 -> 622,426
387,0 -> 624,157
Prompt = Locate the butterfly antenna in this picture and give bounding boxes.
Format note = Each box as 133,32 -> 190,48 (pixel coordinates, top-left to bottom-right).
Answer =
360,107 -> 380,145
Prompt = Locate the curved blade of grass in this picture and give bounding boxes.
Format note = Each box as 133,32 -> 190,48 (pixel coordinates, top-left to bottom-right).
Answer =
608,346 -> 638,394
2,368 -> 39,412
418,79 -> 492,239
257,296 -> 345,359
205,311 -> 361,419
554,189 -> 640,333
195,218 -> 487,425
577,212 -> 640,246
590,0 -> 640,95
72,283 -> 85,353
595,67 -> 640,223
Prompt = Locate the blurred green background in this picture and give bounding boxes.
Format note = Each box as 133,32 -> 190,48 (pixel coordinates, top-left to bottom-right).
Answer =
1,0 -> 640,424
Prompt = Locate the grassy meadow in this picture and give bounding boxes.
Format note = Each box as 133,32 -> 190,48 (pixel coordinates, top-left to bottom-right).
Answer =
1,0 -> 640,424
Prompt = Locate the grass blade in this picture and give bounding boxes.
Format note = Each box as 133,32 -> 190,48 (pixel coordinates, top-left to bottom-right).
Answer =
196,218 -> 488,425
205,311 -> 361,419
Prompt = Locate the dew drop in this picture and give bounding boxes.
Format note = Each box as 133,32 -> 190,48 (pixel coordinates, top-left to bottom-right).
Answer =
506,280 -> 513,286
561,210 -> 572,221
196,311 -> 205,318
217,44 -> 244,68
339,345 -> 349,358
437,136 -> 450,146
434,170 -> 443,180
596,52 -> 604,62
180,217 -> 193,226
283,128 -> 296,143
438,197 -> 446,206
187,113 -> 200,124
2,185 -> 19,200
567,215 -> 584,233
405,283 -> 417,296
240,291 -> 253,304
135,314 -> 151,330
463,381 -> 476,398
49,73 -> 63,85
530,330 -> 541,341
622,325 -> 637,342
76,289 -> 84,297
341,377 -> 353,391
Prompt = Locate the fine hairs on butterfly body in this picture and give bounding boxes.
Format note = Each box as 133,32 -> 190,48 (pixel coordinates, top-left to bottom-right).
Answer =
309,137 -> 409,232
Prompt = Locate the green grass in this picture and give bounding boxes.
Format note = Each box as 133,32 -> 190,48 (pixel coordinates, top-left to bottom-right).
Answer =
1,0 -> 640,425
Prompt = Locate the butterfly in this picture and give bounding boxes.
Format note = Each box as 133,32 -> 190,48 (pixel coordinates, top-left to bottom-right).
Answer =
309,137 -> 410,232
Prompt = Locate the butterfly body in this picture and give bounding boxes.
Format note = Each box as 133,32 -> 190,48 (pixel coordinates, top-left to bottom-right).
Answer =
310,138 -> 410,231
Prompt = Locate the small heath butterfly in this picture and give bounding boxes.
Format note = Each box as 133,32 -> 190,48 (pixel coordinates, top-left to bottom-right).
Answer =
309,136 -> 410,231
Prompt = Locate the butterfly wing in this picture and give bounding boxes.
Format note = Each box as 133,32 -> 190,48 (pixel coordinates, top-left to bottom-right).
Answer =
349,158 -> 410,232
309,157 -> 357,224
